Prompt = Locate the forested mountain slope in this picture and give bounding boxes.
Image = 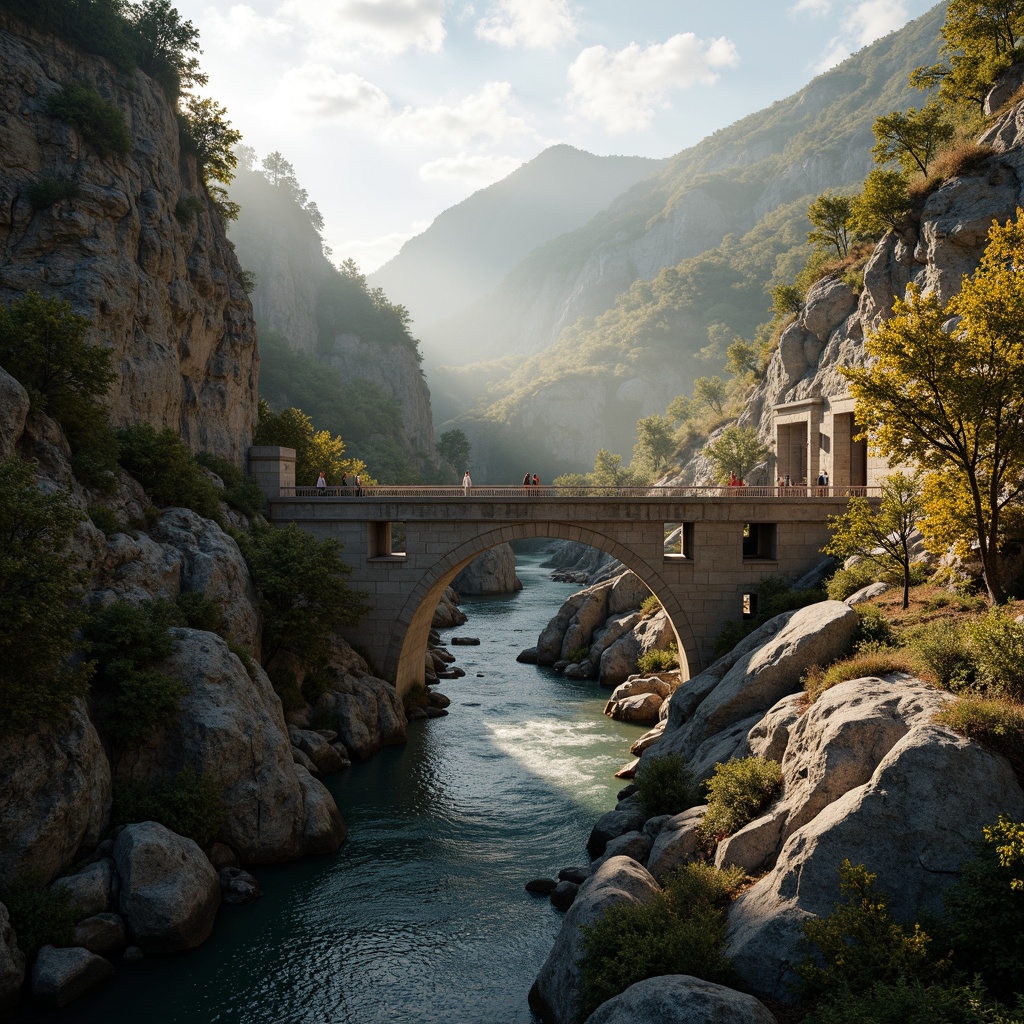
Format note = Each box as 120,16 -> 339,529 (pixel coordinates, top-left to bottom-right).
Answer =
432,4 -> 946,480
370,145 -> 665,358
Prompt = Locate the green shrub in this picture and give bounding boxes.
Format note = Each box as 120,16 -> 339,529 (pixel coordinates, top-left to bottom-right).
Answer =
88,504 -> 120,536
402,680 -> 429,712
85,600 -> 186,747
47,80 -> 131,157
798,861 -> 942,998
853,605 -> 895,650
637,643 -> 679,674
0,457 -> 92,738
698,756 -> 783,841
826,561 -> 883,601
174,590 -> 225,634
117,424 -> 222,522
634,753 -> 701,818
579,862 -> 743,1018
0,873 -> 76,956
639,595 -> 662,618
268,667 -> 304,713
940,822 -> 1024,1005
906,619 -> 977,690
804,978 -> 1024,1024
934,697 -> 1024,784
113,767 -> 225,847
967,606 -> 1024,700
196,452 -> 266,518
226,640 -> 257,679
239,521 -> 368,669
174,195 -> 205,223
26,176 -> 79,210
301,669 -> 334,704
567,645 -> 590,664
803,648 -> 917,703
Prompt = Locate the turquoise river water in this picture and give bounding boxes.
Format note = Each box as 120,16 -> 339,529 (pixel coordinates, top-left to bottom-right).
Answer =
23,549 -> 645,1024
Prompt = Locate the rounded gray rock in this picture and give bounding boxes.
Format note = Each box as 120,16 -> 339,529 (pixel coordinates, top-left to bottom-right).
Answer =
583,974 -> 777,1023
31,946 -> 114,1008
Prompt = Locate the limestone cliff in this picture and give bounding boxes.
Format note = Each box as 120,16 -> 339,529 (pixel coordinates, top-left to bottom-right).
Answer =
0,9 -> 258,461
228,168 -> 439,478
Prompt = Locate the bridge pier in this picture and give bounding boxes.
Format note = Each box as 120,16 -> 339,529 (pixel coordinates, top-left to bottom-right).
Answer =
266,487 -> 858,696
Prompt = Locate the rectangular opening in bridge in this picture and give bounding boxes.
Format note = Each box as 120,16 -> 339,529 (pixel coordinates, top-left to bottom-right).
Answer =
663,522 -> 694,560
368,521 -> 407,559
743,592 -> 758,619
742,523 -> 776,560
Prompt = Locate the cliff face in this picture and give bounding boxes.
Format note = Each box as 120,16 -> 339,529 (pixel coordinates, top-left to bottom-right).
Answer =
736,93 -> 1024,466
228,169 -> 439,477
0,10 -> 258,461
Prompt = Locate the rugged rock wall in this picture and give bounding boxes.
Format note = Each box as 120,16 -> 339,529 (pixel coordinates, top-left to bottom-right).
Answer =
0,9 -> 259,461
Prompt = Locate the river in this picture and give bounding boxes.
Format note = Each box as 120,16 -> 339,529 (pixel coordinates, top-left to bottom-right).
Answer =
25,548 -> 645,1024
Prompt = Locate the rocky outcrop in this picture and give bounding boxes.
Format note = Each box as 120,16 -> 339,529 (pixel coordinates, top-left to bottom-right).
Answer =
583,975 -> 777,1024
433,586 -> 468,628
0,8 -> 258,460
530,857 -> 662,1024
31,945 -> 114,1007
125,629 -> 345,863
452,543 -> 522,595
0,902 -> 25,1013
318,673 -> 407,761
0,699 -> 111,888
113,822 -> 221,953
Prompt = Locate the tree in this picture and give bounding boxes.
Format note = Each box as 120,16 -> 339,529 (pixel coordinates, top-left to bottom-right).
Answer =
179,94 -> 241,196
632,415 -> 676,476
852,169 -> 911,236
237,521 -> 368,668
843,211 -> 1024,604
436,428 -> 471,472
127,0 -> 206,97
807,192 -> 854,258
592,449 -> 632,488
702,427 -> 771,484
253,402 -> 367,487
666,394 -> 695,426
871,105 -> 954,176
771,284 -> 804,319
823,471 -> 925,608
0,457 -> 92,738
693,376 -> 727,415
725,338 -> 757,377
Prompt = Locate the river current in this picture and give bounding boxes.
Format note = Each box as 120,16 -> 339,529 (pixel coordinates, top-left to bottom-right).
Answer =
27,549 -> 644,1024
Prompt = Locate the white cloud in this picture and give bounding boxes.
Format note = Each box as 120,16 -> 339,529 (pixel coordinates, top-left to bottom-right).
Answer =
476,0 -> 576,49
789,0 -> 831,14
419,152 -> 524,185
277,64 -> 392,121
842,0 -> 909,47
567,34 -> 739,133
202,4 -> 293,51
387,81 -> 533,144
811,37 -> 854,73
278,0 -> 447,58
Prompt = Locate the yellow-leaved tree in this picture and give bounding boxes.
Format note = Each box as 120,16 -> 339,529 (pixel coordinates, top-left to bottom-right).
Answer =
843,210 -> 1024,604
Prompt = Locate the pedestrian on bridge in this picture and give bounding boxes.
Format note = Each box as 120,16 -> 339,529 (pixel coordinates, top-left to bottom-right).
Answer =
316,471 -> 327,494
463,470 -> 472,495
522,472 -> 531,487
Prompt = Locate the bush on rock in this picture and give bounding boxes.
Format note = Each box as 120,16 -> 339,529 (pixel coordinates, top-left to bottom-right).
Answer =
634,753 -> 701,818
698,757 -> 783,842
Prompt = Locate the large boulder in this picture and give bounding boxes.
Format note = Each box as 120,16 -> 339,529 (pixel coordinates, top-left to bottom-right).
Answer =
646,806 -> 708,884
126,629 -> 345,863
588,804 -> 648,859
452,543 -> 522,594
151,508 -> 261,654
432,586 -> 467,628
726,720 -> 1024,1001
0,902 -> 25,1013
650,602 -> 857,777
583,975 -> 777,1024
52,859 -> 115,920
321,673 -> 407,760
113,822 -> 221,953
530,857 -> 661,1024
31,945 -> 114,1008
0,699 -> 111,888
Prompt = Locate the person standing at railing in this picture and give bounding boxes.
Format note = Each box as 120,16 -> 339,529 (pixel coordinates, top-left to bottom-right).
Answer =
356,473 -> 363,497
533,473 -> 539,487
316,471 -> 327,495
463,470 -> 472,495
522,472 -> 531,488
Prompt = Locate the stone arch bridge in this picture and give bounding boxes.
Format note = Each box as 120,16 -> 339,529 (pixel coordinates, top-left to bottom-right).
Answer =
253,451 -> 870,698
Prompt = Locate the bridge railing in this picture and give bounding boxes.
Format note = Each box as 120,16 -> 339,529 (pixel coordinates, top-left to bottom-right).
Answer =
277,484 -> 880,500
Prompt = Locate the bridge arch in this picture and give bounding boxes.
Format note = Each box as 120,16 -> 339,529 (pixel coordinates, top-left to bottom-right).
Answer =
388,521 -> 698,697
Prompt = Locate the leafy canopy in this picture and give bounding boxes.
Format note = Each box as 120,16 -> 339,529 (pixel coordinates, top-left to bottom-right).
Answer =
0,457 -> 91,738
807,191 -> 854,258
436,428 -> 471,472
871,104 -> 954,176
702,426 -> 771,483
844,211 -> 1024,604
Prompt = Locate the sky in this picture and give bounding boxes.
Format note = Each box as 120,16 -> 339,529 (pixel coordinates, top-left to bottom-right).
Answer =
172,0 -> 941,272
